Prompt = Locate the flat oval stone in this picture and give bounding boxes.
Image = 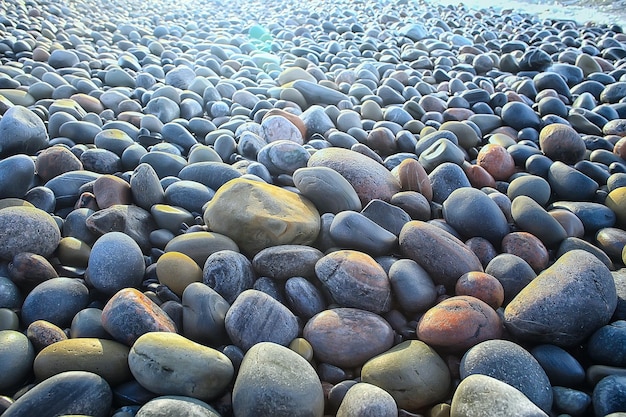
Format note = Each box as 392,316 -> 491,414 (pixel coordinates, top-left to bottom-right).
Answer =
552,387 -> 591,416
35,146 -> 83,183
315,250 -> 391,314
485,253 -> 536,304
530,344 -> 585,387
225,289 -> 298,351
87,231 -> 145,296
329,211 -> 397,257
548,161 -> 598,201
203,178 -> 320,256
178,161 -> 241,192
399,220 -> 483,289
151,204 -> 194,234
507,175 -> 551,206
203,250 -> 255,304
0,105 -> 48,158
164,231 -> 239,267
596,227 -> 626,261
587,321 -> 626,367
101,288 -> 177,346
557,237 -> 614,270
450,374 -> 548,417
21,278 -> 90,328
252,245 -> 322,281
511,196 -> 568,248
389,258 -> 437,313
129,332 -> 233,401
0,206 -> 60,260
417,295 -> 502,351
0,330 -> 35,391
293,166 -> 362,214
460,339 -> 553,412
0,276 -> 21,310
232,342 -> 324,417
336,383 -> 398,417
27,320 -> 67,351
303,308 -> 394,368
136,396 -> 220,417
307,147 -> 401,205
139,151 -> 187,179
361,340 -> 450,411
157,251 -> 202,296
501,101 -> 541,131
70,308 -> 108,339
8,252 -> 58,291
45,170 -> 100,208
182,282 -> 230,346
285,277 -> 326,320
443,187 -> 510,245
130,163 -> 165,210
34,338 -> 131,386
1,371 -> 112,417
504,250 -> 617,346
257,140 -> 309,175
501,232 -> 550,272
0,155 -> 35,199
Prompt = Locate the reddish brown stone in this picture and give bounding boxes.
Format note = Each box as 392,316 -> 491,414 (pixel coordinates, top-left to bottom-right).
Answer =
416,295 -> 502,351
35,146 -> 83,182
539,124 -> 586,165
476,144 -> 515,181
391,158 -> 433,201
443,108 -> 474,121
501,232 -> 550,272
455,272 -> 505,310
26,320 -> 68,351
462,161 -> 496,189
101,288 -> 177,346
465,237 -> 498,268
263,108 -> 307,139
549,209 -> 585,238
92,175 -> 132,209
8,252 -> 58,291
367,127 -> 397,156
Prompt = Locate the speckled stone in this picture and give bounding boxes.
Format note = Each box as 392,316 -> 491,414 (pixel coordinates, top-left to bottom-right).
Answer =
135,396 -> 221,417
0,206 -> 60,260
252,244 -> 323,281
336,383 -> 398,417
0,105 -> 48,157
86,205 -> 156,253
539,124 -> 586,164
203,250 -> 255,304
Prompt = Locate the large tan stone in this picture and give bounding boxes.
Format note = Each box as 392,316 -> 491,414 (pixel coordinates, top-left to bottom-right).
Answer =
203,178 -> 320,256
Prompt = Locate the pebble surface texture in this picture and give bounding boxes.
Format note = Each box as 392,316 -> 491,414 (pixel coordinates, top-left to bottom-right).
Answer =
1,0 -> 626,415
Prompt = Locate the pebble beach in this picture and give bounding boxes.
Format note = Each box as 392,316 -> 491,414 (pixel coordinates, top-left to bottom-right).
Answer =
2,0 -> 626,416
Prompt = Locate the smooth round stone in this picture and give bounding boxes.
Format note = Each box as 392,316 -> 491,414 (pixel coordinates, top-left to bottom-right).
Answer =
225,289 -> 298,351
0,330 -> 35,391
463,162 -> 497,190
150,204 -> 194,234
257,140 -> 309,175
8,251 -> 58,290
450,374 -> 548,417
460,339 -> 553,412
390,158 -> 432,201
87,232 -> 145,296
485,253 -> 536,304
504,250 -> 617,347
293,166 -> 361,214
285,277 -> 326,320
531,344 -> 585,387
315,250 -> 391,314
0,155 -> 34,199
24,186 -> 56,213
606,187 -> 626,227
136,396 -> 220,417
0,106 -> 48,157
129,332 -> 233,401
418,138 -> 466,172
45,170 -> 101,208
21,278 -> 90,328
390,191 -> 431,221
86,205 -> 156,253
0,276 -> 21,310
179,162 -> 241,191
156,251 -> 202,297
35,146 -> 83,183
164,180 -> 214,214
180,282 -> 229,346
261,115 -> 303,144
550,201 -> 616,234
442,187 -> 509,245
1,371 -> 112,417
80,148 -> 121,174
102,288 -> 177,346
203,178 -> 320,256
202,250 -> 254,304
48,50 -> 79,68
550,208 -> 586,238
164,231 -> 239,267
501,232 -> 550,272
428,162 -> 472,204
557,237 -> 614,270
399,220 -> 483,289
455,271 -> 505,310
303,308 -> 394,368
252,245 -> 323,281
94,129 -> 134,157
588,321 -> 626,367
440,121 -> 480,149
593,375 -> 626,417
361,340 -> 450,411
336,382 -> 398,417
389,259 -> 437,313
539,124 -> 586,164
307,147 -> 401,205
548,161 -> 598,201
59,121 -> 101,145
0,206 -> 60,260
476,144 -> 515,181
601,83 -> 626,103
597,227 -> 626,260
232,342 -> 324,417
70,308 -> 108,339
552,387 -> 591,416
145,97 -> 180,123
511,195 -> 568,248
417,295 -> 502,351
507,175 -> 551,206
329,211 -> 397,257
34,338 -> 131,386
139,151 -> 187,179
27,320 -> 67,352
92,175 -> 132,209
501,101 -> 541,131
